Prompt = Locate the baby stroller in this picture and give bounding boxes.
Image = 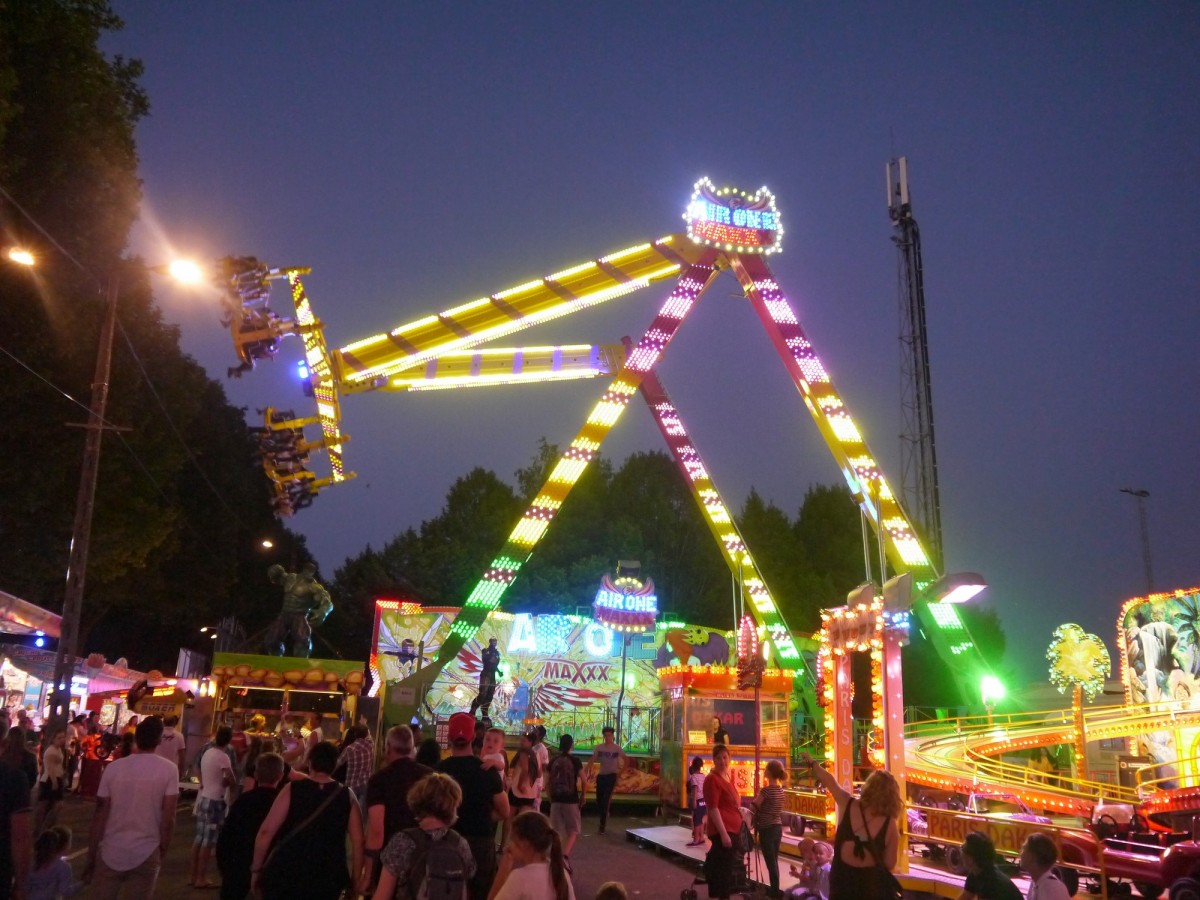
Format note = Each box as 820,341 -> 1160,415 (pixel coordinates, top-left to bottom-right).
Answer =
682,816 -> 763,900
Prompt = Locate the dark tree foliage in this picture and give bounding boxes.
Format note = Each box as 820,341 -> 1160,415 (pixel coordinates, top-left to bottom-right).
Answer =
0,2 -> 306,671
332,446 -> 1011,707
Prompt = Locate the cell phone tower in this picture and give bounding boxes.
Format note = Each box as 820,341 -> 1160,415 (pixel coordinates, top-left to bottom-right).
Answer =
888,157 -> 944,572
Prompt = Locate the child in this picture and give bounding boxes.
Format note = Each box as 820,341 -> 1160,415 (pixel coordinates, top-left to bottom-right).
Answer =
787,838 -> 831,900
28,826 -> 81,900
751,760 -> 787,897
372,773 -> 475,900
490,810 -> 575,900
480,726 -> 513,847
481,727 -> 509,788
686,756 -> 707,846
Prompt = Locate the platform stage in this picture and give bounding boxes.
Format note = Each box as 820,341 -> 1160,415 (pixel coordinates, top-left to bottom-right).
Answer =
624,824 -> 1023,899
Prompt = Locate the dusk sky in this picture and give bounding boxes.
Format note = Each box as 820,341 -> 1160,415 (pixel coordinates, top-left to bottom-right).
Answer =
105,3 -> 1198,687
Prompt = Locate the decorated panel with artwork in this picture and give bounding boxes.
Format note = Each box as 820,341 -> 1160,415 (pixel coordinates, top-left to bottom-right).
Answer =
1117,587 -> 1200,774
372,602 -> 734,739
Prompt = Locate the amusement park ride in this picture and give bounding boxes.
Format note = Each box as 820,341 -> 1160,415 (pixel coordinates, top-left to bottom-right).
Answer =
213,180 -> 1200,897
215,177 -> 992,730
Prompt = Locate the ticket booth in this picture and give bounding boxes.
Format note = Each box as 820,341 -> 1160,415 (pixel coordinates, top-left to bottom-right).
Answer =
658,665 -> 793,809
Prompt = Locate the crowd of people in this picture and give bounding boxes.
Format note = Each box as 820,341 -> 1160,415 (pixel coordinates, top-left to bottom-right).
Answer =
685,743 -> 1074,900
0,705 -> 1084,900
0,707 -> 632,900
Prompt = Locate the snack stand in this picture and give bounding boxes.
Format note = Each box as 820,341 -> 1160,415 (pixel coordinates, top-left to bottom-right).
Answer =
658,664 -> 793,809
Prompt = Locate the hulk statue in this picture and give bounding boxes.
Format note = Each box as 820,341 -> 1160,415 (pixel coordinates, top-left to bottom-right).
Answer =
264,563 -> 333,658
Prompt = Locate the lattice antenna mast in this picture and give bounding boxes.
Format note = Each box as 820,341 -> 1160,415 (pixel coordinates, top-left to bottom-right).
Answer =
888,157 -> 944,572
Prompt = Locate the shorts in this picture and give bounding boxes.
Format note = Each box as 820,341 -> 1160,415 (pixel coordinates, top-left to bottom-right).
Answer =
549,801 -> 582,836
693,804 -> 707,826
509,792 -> 537,810
193,796 -> 227,847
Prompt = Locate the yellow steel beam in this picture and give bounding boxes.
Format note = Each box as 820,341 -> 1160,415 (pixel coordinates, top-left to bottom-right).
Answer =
380,343 -> 627,392
335,235 -> 705,392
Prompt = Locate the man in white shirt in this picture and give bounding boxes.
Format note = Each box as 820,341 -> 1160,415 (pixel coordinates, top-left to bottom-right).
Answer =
191,724 -> 236,889
1019,833 -> 1071,900
154,714 -> 186,781
84,716 -> 179,899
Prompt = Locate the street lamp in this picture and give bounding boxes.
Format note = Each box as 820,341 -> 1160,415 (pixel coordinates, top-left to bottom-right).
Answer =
5,246 -> 35,267
980,674 -> 1005,726
1119,488 -> 1154,594
5,254 -> 204,725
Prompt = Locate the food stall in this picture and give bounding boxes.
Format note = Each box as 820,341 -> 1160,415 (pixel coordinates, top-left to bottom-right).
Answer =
207,652 -> 365,742
658,664 -> 793,808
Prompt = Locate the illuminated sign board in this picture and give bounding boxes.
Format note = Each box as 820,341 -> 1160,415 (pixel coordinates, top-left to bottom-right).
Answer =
593,573 -> 658,633
684,178 -> 782,254
594,590 -> 657,614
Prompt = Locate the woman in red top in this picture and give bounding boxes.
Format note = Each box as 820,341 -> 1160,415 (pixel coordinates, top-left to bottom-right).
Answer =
703,743 -> 743,899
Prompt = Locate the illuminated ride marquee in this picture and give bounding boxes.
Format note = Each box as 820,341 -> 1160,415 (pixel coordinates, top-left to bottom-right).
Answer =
593,572 -> 658,633
684,178 -> 782,254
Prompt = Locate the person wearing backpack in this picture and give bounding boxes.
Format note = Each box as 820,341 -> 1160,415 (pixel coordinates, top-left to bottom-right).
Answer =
372,772 -> 475,900
438,713 -> 508,900
547,735 -> 583,867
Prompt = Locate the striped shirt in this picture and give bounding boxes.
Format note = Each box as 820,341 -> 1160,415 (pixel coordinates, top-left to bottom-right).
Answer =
754,784 -> 785,828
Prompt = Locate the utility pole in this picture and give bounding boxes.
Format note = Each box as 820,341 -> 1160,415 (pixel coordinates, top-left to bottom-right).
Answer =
50,273 -> 123,725
1120,488 -> 1154,594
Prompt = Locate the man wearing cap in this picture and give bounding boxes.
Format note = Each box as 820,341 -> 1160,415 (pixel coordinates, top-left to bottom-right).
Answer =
589,726 -> 625,834
439,712 -> 509,900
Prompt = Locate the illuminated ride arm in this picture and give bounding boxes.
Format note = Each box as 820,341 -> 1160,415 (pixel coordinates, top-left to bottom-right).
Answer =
332,236 -> 706,392
728,253 -> 987,690
380,343 -> 628,392
385,255 -> 722,720
636,365 -> 822,728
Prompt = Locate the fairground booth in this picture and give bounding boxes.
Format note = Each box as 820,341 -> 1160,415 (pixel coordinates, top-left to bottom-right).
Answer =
371,597 -> 796,804
205,652 -> 366,740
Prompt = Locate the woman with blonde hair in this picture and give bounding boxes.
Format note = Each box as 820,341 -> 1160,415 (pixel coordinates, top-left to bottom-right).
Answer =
799,752 -> 901,900
371,772 -> 475,900
488,810 -> 574,900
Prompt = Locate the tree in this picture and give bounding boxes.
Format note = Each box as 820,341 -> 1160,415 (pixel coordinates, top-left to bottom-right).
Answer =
0,2 -> 305,671
736,488 -> 813,628
795,483 -> 873,610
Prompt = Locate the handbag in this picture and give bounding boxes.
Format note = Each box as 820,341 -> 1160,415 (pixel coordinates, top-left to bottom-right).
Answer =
259,782 -> 346,887
867,812 -> 902,900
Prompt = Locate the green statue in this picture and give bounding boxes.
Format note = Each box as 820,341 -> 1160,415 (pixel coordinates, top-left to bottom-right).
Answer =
265,563 -> 333,657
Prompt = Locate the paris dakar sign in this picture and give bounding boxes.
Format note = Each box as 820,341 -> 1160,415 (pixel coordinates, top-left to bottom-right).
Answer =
925,811 -> 1062,858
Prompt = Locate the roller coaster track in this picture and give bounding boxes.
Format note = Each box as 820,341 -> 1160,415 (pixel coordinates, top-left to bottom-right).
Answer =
904,702 -> 1200,817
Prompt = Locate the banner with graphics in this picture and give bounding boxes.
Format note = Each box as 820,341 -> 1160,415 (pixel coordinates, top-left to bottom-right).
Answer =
373,606 -> 735,739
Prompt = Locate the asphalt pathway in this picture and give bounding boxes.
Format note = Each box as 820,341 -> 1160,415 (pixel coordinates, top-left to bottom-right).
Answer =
51,795 -> 706,899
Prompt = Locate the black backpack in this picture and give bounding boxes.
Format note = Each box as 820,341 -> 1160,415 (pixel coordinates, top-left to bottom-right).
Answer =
549,753 -> 577,801
405,828 -> 467,900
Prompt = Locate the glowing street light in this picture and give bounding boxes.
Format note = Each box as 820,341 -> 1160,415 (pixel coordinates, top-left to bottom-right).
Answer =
166,258 -> 204,284
980,674 -> 1005,725
5,246 -> 35,267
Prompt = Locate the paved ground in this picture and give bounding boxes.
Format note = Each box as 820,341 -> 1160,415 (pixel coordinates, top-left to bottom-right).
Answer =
51,794 -> 706,898
54,795 -> 1061,899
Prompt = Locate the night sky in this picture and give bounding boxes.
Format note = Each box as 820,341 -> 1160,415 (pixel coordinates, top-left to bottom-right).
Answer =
103,3 -> 1199,687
